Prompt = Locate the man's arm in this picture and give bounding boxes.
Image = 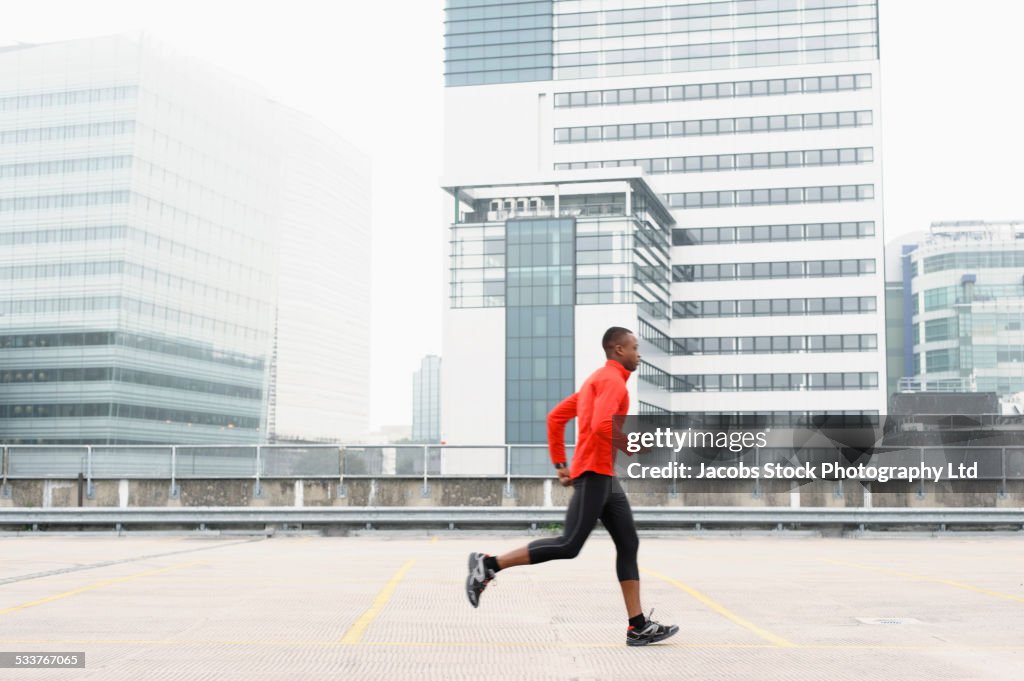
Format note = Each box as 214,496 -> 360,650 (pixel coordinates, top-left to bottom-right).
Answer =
546,392 -> 578,467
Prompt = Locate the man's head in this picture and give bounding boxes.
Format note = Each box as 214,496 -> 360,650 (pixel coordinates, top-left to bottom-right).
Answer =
602,326 -> 640,372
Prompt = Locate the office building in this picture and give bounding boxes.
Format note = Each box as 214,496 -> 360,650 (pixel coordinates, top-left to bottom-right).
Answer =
412,355 -> 442,443
269,108 -> 371,443
884,280 -> 904,398
899,221 -> 1024,398
441,0 -> 887,448
0,33 -> 370,444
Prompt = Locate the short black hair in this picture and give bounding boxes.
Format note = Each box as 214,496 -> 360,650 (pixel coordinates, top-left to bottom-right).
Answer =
602,326 -> 633,354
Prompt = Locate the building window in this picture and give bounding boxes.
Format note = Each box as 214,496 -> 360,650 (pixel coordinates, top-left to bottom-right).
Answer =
670,372 -> 879,393
555,110 -> 872,144
444,2 -> 554,87
673,296 -> 876,319
665,184 -> 873,210
554,72 -> 872,108
921,250 -> 1024,274
671,334 -> 878,355
673,221 -> 874,245
506,218 -> 575,444
925,349 -> 958,373
677,258 -> 875,282
557,146 -> 873,174
0,120 -> 135,145
924,318 -> 956,342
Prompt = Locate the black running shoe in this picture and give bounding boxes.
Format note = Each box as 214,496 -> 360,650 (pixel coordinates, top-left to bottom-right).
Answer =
626,610 -> 679,646
465,552 -> 496,608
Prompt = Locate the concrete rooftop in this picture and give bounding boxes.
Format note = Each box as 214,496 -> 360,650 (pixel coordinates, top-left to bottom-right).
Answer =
0,531 -> 1021,680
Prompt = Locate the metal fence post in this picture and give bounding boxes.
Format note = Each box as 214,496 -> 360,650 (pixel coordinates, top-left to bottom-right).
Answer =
421,445 -> 430,498
999,447 -> 1008,500
0,445 -> 9,499
85,445 -> 95,499
254,445 -> 263,498
752,446 -> 762,498
916,447 -> 926,500
337,446 -> 347,498
669,445 -> 678,498
169,446 -> 179,499
504,445 -> 513,498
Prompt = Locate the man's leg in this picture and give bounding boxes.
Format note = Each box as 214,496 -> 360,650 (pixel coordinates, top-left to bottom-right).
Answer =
620,579 -> 642,619
492,545 -> 529,569
524,472 -> 610,566
598,478 -> 641,617
465,473 -> 610,607
600,477 -> 678,645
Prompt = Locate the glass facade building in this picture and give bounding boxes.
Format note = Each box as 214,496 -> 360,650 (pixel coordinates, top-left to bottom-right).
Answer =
903,222 -> 1024,398
0,34 -> 370,444
270,109 -> 371,443
446,0 -> 877,86
505,218 -> 576,443
445,1 -> 555,86
445,176 -> 674,444
552,0 -> 877,80
0,35 -> 276,444
412,355 -> 442,443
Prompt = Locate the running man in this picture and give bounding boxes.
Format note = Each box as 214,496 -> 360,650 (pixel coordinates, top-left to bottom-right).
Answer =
465,326 -> 678,646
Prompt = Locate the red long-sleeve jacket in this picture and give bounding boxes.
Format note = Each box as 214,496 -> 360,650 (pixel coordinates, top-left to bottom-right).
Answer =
546,359 -> 631,478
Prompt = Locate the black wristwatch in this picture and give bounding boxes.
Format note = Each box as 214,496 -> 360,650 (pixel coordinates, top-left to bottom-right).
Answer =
554,462 -> 568,470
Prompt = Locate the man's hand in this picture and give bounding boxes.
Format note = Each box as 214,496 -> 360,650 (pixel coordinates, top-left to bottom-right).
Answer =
556,467 -> 573,487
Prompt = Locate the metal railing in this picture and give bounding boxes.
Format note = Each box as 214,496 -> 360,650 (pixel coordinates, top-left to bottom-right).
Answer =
0,444 -> 572,500
2,506 -> 1023,533
460,204 -> 631,223
1,444 -> 1022,502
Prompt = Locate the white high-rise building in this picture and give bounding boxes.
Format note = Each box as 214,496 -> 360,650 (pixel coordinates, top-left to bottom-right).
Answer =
441,0 -> 886,453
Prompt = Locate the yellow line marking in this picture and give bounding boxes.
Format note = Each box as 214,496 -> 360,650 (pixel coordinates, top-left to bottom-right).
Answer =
819,559 -> 1024,604
138,578 -> 458,585
641,567 -> 797,648
0,561 -> 207,616
431,536 -> 439,544
339,559 -> 416,644
0,638 -> 1021,651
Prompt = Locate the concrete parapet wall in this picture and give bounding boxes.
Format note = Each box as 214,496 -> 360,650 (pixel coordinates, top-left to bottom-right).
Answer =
1,478 -> 1021,508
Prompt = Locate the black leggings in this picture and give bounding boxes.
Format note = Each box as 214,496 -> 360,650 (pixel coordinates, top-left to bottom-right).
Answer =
527,472 -> 640,582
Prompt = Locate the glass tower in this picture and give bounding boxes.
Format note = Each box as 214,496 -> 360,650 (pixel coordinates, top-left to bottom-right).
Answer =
413,355 -> 442,443
270,108 -> 371,443
0,33 -> 371,444
446,0 -> 877,86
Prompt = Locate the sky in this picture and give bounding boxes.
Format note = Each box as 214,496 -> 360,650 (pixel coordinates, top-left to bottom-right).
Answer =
4,0 -> 1024,431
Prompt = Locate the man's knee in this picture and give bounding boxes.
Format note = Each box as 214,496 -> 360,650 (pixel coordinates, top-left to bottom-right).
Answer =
618,531 -> 639,558
559,536 -> 585,560
529,535 -> 585,563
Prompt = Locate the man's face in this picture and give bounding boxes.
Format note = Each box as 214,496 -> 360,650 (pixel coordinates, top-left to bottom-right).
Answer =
615,333 -> 641,372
